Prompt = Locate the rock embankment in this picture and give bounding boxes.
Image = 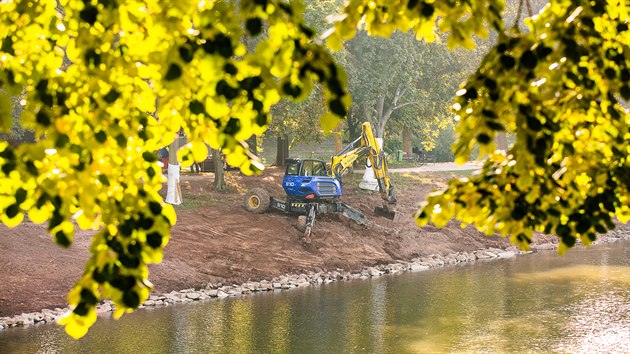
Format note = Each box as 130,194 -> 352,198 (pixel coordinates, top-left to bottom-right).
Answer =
2,230 -> 629,331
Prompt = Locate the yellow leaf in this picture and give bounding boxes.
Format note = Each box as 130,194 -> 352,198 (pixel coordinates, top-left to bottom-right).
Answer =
454,155 -> 469,165
0,93 -> 13,132
325,31 -> 343,51
580,234 -> 592,247
320,113 -> 341,134
67,285 -> 81,306
57,309 -> 96,339
177,144 -> 194,167
191,141 -> 208,162
516,172 -> 533,190
1,212 -> 24,228
76,212 -> 97,230
112,306 -> 126,320
162,204 -> 177,226
557,242 -> 569,255
28,207 -> 49,224
142,248 -> 164,263
574,173 -> 590,187
206,99 -> 230,118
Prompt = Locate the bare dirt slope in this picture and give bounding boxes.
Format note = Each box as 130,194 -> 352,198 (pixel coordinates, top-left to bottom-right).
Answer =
0,167 -> 541,317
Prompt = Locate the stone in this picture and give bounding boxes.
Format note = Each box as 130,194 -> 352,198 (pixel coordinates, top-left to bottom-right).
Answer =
433,259 -> 445,267
186,292 -> 200,300
17,315 -> 34,326
475,251 -> 493,260
533,243 -> 556,251
497,251 -> 515,259
368,268 -> 382,277
483,251 -> 498,258
410,264 -> 430,272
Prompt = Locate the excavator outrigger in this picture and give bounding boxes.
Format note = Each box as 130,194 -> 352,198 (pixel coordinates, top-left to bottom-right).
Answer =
244,122 -> 396,242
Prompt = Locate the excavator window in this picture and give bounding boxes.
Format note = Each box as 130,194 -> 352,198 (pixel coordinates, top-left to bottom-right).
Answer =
313,161 -> 327,176
301,160 -> 327,177
302,161 -> 313,176
286,163 -> 298,176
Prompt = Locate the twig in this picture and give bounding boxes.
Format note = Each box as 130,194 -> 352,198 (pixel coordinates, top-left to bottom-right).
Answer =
513,0 -> 524,30
525,0 -> 533,18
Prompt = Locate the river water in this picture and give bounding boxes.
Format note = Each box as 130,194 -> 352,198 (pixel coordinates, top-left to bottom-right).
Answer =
1,241 -> 629,353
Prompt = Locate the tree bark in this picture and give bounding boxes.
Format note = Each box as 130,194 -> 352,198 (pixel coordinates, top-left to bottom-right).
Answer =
371,84 -> 413,138
165,134 -> 182,205
347,109 -> 361,143
402,126 -> 413,156
213,148 -> 226,191
246,135 -> 258,156
334,131 -> 343,154
275,136 -> 289,167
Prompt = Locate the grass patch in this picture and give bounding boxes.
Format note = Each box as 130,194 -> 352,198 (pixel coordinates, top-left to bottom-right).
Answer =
430,170 -> 477,177
173,193 -> 224,211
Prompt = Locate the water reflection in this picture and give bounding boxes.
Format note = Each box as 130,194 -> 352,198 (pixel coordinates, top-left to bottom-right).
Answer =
267,300 -> 291,353
1,241 -> 629,353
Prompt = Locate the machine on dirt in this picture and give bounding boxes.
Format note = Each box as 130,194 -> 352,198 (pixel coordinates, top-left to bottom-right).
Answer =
244,122 -> 397,242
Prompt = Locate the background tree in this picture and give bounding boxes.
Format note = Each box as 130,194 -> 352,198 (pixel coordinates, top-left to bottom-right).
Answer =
1,0 -> 628,338
267,89 -> 327,166
212,148 -> 227,191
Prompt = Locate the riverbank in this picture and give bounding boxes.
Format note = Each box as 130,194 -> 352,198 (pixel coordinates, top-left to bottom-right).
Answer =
1,168 -> 628,331
2,229 -> 629,331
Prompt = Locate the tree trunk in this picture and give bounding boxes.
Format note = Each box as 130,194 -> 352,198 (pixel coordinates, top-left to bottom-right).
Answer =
334,128 -> 343,154
347,109 -> 361,143
402,126 -> 413,156
275,136 -> 289,167
246,135 -> 258,156
165,134 -> 182,205
375,97 -> 386,137
213,148 -> 226,191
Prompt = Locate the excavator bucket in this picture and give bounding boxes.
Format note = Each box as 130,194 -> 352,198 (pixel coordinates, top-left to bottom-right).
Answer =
374,204 -> 397,221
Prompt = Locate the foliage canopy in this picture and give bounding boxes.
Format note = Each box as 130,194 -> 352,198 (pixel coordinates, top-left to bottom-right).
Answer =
0,0 -> 628,338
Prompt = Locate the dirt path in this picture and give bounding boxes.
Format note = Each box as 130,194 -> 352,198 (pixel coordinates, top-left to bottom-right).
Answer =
0,167 -> 545,317
359,161 -> 484,174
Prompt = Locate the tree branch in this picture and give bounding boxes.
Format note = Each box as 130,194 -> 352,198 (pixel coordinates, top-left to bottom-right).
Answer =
393,101 -> 421,110
513,0 -> 524,30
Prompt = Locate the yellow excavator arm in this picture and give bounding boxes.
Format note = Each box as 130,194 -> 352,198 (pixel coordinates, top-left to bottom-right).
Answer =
330,122 -> 397,215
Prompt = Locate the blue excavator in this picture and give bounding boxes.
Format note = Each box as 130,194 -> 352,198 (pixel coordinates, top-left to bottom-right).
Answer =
244,122 -> 397,242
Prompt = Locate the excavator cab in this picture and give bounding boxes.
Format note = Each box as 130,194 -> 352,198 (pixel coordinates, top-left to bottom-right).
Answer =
282,158 -> 342,200
244,123 -> 395,243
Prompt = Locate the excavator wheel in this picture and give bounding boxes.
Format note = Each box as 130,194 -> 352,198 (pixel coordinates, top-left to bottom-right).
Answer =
296,215 -> 312,243
295,215 -> 307,232
244,188 -> 270,213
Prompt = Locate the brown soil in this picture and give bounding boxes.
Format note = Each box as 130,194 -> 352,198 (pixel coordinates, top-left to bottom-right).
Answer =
0,168 -> 547,317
